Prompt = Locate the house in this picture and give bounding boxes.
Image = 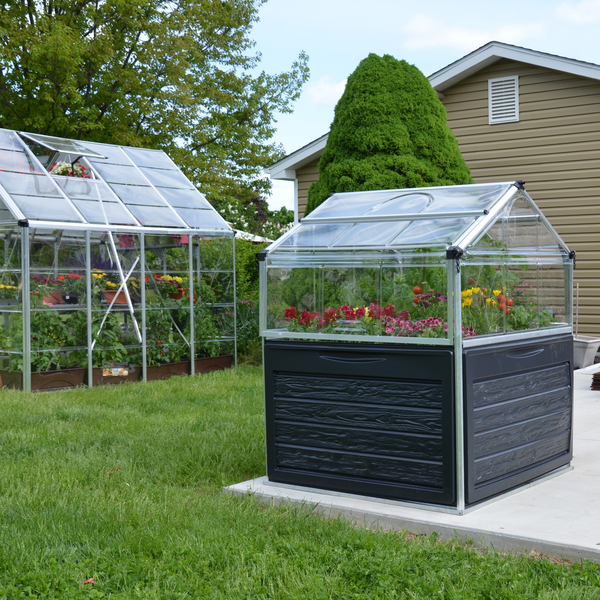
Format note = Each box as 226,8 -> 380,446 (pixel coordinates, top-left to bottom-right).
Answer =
264,41 -> 600,337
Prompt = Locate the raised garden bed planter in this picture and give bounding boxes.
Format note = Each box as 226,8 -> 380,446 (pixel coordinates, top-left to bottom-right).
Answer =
194,354 -> 233,374
0,367 -> 86,391
146,360 -> 190,381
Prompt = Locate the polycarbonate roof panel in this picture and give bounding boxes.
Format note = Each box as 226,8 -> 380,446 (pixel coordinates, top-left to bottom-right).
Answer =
0,128 -> 233,232
124,147 -> 178,170
0,148 -> 45,174
306,183 -> 511,220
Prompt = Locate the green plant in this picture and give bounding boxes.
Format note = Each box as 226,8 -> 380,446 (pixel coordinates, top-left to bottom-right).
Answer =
305,53 -> 473,215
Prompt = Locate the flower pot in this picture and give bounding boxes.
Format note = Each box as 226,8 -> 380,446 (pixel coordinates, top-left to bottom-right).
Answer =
102,289 -> 128,305
87,365 -> 141,386
146,360 -> 190,381
194,354 -> 233,374
42,290 -> 64,305
0,367 -> 86,391
171,288 -> 185,300
573,336 -> 600,369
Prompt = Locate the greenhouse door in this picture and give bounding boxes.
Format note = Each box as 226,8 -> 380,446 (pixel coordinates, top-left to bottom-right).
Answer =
264,341 -> 456,506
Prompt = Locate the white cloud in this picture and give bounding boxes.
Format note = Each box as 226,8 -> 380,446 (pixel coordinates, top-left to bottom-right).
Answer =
402,15 -> 544,51
303,75 -> 347,107
556,0 -> 600,24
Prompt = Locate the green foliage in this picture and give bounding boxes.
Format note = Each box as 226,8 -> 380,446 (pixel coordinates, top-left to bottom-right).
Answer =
306,53 -> 473,215
0,0 -> 309,198
211,190 -> 294,240
0,371 -> 598,597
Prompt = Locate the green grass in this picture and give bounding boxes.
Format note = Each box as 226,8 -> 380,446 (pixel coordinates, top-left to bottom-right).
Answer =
0,368 -> 599,599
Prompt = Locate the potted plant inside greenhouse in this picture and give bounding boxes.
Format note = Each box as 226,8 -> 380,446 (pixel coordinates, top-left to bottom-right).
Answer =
0,128 -> 237,391
259,181 -> 575,512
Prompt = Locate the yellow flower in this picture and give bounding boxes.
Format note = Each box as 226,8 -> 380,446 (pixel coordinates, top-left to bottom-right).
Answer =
486,298 -> 497,306
472,287 -> 481,294
462,297 -> 473,307
493,290 -> 501,297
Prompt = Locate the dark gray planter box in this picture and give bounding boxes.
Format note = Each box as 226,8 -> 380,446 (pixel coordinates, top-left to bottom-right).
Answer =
264,333 -> 573,508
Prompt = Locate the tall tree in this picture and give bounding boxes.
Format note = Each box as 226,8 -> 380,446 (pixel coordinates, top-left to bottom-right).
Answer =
0,0 -> 308,197
305,53 -> 472,215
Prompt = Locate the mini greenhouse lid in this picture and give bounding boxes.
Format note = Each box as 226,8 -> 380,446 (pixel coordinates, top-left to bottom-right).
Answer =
265,182 -> 570,255
0,128 -> 231,234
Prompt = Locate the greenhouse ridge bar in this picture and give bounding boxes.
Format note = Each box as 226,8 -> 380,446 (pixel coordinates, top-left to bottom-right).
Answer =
259,182 -> 575,512
0,128 -> 237,391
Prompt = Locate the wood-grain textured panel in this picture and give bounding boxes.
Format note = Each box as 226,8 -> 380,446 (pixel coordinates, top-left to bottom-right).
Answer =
472,364 -> 570,407
474,431 -> 570,486
274,399 -> 442,435
274,374 -> 442,408
473,387 -> 571,433
275,421 -> 442,461
276,446 -> 444,488
473,410 -> 571,459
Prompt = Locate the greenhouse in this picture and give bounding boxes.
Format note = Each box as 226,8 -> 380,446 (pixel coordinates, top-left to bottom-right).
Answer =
0,128 -> 236,392
260,181 -> 575,511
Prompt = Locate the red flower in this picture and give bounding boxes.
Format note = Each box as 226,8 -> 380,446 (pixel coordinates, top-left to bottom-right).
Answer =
144,276 -> 150,283
284,306 -> 297,321
57,275 -> 65,281
154,273 -> 162,280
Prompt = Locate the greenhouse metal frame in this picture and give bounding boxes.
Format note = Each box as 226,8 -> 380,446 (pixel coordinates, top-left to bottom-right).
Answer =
0,128 -> 236,392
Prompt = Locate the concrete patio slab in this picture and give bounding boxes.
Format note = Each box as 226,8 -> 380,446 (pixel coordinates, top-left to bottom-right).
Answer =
227,365 -> 600,563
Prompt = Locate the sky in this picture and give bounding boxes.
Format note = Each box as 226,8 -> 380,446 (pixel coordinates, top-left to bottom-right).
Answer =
250,0 -> 600,210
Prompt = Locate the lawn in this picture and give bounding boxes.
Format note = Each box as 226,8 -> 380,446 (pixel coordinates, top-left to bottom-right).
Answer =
0,368 -> 598,599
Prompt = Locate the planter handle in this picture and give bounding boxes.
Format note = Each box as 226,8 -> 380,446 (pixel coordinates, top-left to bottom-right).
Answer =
319,356 -> 386,364
506,348 -> 544,359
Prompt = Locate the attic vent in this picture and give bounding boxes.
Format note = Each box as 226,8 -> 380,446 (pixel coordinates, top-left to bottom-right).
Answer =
488,76 -> 519,124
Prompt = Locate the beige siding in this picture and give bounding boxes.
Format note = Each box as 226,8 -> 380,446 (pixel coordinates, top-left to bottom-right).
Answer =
443,58 -> 600,336
297,158 -> 320,218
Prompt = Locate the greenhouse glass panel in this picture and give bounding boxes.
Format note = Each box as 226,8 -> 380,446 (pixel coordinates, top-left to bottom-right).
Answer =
126,205 -> 187,228
11,195 -> 84,223
72,200 -> 138,226
108,184 -> 167,206
0,148 -> 44,174
124,147 -> 177,170
139,167 -> 193,189
79,143 -> 130,165
388,218 -> 473,247
175,207 -> 229,229
56,177 -> 115,202
0,172 -> 61,197
278,223 -> 351,249
0,130 -> 23,152
88,162 -> 148,186
156,187 -> 212,209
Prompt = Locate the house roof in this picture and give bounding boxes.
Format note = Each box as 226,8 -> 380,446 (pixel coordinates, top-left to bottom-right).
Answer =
429,40 -> 600,92
267,41 -> 600,178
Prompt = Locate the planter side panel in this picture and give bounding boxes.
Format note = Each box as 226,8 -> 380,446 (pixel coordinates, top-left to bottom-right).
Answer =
264,341 -> 455,506
464,334 -> 573,506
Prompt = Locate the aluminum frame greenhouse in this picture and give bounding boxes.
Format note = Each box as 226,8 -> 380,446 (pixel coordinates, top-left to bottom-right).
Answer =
260,181 -> 576,512
0,128 -> 236,391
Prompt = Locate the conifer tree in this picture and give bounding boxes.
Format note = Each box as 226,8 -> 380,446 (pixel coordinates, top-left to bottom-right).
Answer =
305,53 -> 472,215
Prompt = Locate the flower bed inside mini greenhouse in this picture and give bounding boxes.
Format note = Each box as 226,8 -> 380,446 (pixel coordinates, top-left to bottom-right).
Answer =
0,129 -> 236,392
259,182 -> 575,511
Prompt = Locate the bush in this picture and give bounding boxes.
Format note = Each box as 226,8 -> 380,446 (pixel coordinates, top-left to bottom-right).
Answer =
306,53 -> 473,215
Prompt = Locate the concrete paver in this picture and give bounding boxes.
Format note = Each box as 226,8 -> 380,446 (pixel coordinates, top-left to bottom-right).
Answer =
227,365 -> 600,563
